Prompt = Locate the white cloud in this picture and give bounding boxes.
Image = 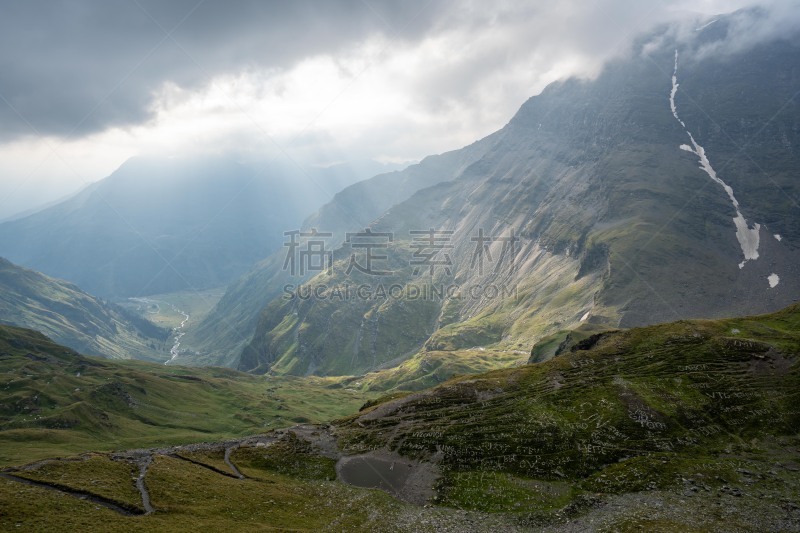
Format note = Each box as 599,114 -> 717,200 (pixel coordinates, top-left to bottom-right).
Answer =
0,0 -> 793,219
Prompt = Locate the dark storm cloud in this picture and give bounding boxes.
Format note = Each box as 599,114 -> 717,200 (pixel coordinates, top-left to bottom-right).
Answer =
1,0 -> 796,145
0,0 -> 447,142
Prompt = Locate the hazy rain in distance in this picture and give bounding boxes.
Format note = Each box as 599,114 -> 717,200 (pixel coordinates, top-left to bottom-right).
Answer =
1,0 -> 796,219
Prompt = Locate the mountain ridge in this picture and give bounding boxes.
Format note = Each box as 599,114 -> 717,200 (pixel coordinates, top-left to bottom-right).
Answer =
233,12 -> 800,376
181,137 -> 498,365
0,256 -> 168,361
0,154 -> 397,298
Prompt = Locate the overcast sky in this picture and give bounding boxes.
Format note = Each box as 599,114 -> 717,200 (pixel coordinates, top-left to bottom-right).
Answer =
0,0 -> 792,219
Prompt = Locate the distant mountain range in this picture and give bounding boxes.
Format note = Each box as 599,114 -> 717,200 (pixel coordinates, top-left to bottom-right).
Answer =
0,155 -> 401,298
177,10 -> 800,374
0,257 -> 168,360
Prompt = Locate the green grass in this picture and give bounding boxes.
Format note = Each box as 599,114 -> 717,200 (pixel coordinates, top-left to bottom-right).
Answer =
0,451 -> 423,531
438,470 -> 574,513
232,433 -> 337,481
173,448 -> 233,476
358,348 -> 526,391
337,303 -> 800,515
0,325 -> 378,467
0,475 -> 135,532
0,452 -> 409,531
2,305 -> 800,530
10,454 -> 144,512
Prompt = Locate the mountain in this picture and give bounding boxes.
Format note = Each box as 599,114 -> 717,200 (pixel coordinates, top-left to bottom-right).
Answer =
0,154 -> 398,298
229,10 -> 800,376
180,139 -> 495,365
0,190 -> 77,223
2,303 -> 799,530
0,257 -> 168,361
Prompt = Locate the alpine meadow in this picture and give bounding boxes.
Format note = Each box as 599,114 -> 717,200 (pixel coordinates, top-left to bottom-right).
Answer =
1,2 -> 799,531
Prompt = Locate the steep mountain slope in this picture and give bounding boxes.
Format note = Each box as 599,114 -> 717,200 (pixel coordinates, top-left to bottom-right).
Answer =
3,303 -> 800,530
237,11 -> 800,376
181,138 -> 496,365
0,257 -> 168,361
0,155 -> 392,298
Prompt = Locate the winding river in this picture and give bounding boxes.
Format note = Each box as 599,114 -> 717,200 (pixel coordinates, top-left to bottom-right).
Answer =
129,297 -> 190,365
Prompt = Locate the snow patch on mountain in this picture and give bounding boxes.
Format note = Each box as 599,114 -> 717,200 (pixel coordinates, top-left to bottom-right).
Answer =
768,273 -> 780,288
695,19 -> 718,31
670,49 -> 761,269
669,51 -> 686,129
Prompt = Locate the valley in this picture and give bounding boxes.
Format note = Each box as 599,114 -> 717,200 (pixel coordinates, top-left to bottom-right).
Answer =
121,288 -> 225,365
0,5 -> 798,531
0,258 -> 169,362
0,325 -> 378,467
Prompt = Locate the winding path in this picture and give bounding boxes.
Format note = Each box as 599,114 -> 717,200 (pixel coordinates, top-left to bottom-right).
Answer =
135,455 -> 154,515
224,445 -> 245,479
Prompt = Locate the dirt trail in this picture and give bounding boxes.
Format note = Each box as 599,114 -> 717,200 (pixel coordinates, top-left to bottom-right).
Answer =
3,423 -> 442,517
135,455 -> 154,515
224,445 -> 245,479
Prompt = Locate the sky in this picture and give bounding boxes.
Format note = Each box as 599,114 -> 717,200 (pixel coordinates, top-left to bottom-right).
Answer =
0,0 -> 793,219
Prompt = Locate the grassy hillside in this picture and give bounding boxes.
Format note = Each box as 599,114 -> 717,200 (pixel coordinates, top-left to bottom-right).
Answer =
2,304 -> 800,530
0,257 -> 169,361
334,302 -> 800,528
0,325 -> 376,466
0,446 -> 519,532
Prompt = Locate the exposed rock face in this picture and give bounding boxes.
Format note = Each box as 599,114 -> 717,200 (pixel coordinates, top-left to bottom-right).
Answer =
212,12 -> 800,375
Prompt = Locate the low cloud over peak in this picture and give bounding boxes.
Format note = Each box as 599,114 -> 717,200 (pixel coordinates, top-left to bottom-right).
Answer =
0,0 -> 796,219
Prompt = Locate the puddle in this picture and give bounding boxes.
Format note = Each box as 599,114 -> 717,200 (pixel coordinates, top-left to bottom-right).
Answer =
337,455 -> 415,494
336,453 -> 440,504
